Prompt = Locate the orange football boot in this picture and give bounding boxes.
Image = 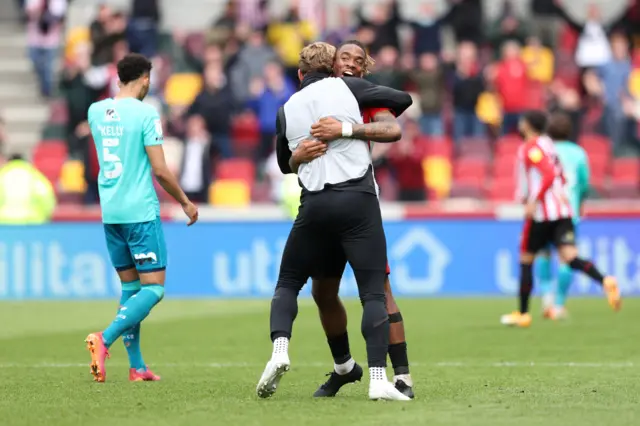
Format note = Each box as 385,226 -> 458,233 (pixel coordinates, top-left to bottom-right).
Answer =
85,332 -> 110,382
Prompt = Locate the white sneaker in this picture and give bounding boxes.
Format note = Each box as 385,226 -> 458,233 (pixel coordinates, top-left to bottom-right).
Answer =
369,380 -> 412,401
256,353 -> 290,398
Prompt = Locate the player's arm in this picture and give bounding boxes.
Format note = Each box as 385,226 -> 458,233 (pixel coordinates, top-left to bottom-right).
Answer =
310,109 -> 402,143
341,76 -> 413,117
143,111 -> 198,225
275,106 -> 294,174
515,155 -> 529,203
526,146 -> 556,203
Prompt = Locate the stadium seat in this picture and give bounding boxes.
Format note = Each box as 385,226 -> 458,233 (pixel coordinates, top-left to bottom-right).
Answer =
164,73 -> 203,106
611,158 -> 640,184
209,179 -> 251,206
449,183 -> 486,199
453,157 -> 488,185
492,155 -> 517,178
231,113 -> 260,155
495,143 -> 520,160
33,141 -> 68,184
607,183 -> 639,199
487,178 -> 516,201
422,156 -> 451,199
59,160 -> 86,193
579,134 -> 611,155
415,136 -> 453,159
456,138 -> 492,158
216,158 -> 256,184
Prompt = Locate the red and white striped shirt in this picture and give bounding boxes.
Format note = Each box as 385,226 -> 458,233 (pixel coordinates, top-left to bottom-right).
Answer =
516,135 -> 573,222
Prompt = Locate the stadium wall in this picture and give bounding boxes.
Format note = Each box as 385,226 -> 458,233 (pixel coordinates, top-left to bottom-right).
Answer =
2,203 -> 640,300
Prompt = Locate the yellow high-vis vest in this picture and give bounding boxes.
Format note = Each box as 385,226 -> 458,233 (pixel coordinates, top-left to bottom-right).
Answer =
0,160 -> 57,225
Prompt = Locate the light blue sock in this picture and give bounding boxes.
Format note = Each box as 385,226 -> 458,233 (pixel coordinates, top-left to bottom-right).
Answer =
556,264 -> 573,307
536,256 -> 553,296
119,280 -> 146,370
103,284 -> 164,348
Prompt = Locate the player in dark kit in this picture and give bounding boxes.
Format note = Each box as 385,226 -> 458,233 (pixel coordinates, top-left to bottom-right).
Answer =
279,40 -> 414,399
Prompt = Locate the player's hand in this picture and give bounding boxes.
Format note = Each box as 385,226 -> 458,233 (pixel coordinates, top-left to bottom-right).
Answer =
182,201 -> 199,226
310,117 -> 343,142
292,139 -> 328,164
524,201 -> 536,219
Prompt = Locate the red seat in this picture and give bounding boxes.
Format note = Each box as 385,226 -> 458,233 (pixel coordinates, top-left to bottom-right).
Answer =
449,183 -> 486,199
611,158 -> 640,184
579,134 -> 611,156
493,155 -> 517,178
32,140 -> 68,184
415,135 -> 453,159
495,135 -> 522,156
488,178 -> 516,201
231,113 -> 260,155
453,157 -> 487,185
608,183 -> 639,199
216,158 -> 255,184
456,137 -> 492,158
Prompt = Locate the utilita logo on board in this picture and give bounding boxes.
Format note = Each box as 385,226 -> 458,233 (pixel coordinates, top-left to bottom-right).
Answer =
0,242 -> 120,298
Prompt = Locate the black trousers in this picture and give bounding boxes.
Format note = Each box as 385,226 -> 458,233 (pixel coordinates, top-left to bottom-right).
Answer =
270,189 -> 389,367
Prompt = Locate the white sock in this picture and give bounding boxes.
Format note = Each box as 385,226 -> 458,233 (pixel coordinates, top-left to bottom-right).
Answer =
272,337 -> 289,358
394,374 -> 413,387
369,366 -> 387,382
334,358 -> 355,375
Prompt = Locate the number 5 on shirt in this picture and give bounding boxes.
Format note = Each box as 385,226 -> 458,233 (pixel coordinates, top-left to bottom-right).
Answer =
103,137 -> 123,179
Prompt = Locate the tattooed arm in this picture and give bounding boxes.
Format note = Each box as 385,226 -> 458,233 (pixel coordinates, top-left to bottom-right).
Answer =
310,110 -> 402,143
352,110 -> 401,142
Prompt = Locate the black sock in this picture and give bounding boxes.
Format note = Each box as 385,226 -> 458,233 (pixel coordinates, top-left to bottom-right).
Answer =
519,263 -> 533,314
388,342 -> 410,375
569,258 -> 605,285
269,286 -> 300,342
327,332 -> 352,365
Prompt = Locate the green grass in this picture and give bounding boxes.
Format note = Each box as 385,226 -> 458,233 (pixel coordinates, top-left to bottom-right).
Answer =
0,298 -> 639,426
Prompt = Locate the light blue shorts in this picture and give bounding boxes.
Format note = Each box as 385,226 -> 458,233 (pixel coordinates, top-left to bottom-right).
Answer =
103,217 -> 167,273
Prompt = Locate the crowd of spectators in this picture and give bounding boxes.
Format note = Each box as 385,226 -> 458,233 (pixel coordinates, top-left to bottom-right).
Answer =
34,0 -> 640,203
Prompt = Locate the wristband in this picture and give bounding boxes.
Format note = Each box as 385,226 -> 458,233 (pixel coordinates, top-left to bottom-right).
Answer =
341,122 -> 353,137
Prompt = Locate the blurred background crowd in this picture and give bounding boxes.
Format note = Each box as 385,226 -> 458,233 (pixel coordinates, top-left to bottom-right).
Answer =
1,0 -> 640,211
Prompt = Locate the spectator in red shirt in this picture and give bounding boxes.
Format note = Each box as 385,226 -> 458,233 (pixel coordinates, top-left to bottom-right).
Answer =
495,40 -> 530,134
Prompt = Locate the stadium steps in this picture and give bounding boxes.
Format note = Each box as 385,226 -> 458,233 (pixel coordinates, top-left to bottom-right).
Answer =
0,19 -> 49,157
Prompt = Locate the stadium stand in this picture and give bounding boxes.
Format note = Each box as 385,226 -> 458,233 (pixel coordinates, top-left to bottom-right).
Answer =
2,0 -> 639,207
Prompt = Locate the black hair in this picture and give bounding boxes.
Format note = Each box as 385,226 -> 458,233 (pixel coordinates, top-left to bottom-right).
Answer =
116,53 -> 152,84
521,110 -> 548,134
338,39 -> 367,54
547,112 -> 573,141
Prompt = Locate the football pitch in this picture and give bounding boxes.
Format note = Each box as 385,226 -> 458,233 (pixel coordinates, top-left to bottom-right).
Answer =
0,298 -> 638,426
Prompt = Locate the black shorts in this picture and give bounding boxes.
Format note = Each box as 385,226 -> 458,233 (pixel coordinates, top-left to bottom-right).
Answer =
277,189 -> 387,296
520,218 -> 576,254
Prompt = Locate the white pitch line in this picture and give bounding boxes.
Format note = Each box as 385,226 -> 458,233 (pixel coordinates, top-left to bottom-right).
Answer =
0,361 -> 634,369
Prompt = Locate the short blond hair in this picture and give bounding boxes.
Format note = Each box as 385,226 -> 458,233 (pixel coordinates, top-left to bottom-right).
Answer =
299,42 -> 335,75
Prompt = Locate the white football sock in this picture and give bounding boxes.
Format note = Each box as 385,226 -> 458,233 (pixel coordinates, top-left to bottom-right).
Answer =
334,357 -> 355,375
272,337 -> 289,357
369,366 -> 387,382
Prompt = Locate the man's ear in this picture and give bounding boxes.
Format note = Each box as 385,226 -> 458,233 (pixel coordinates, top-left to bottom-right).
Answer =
298,69 -> 304,82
